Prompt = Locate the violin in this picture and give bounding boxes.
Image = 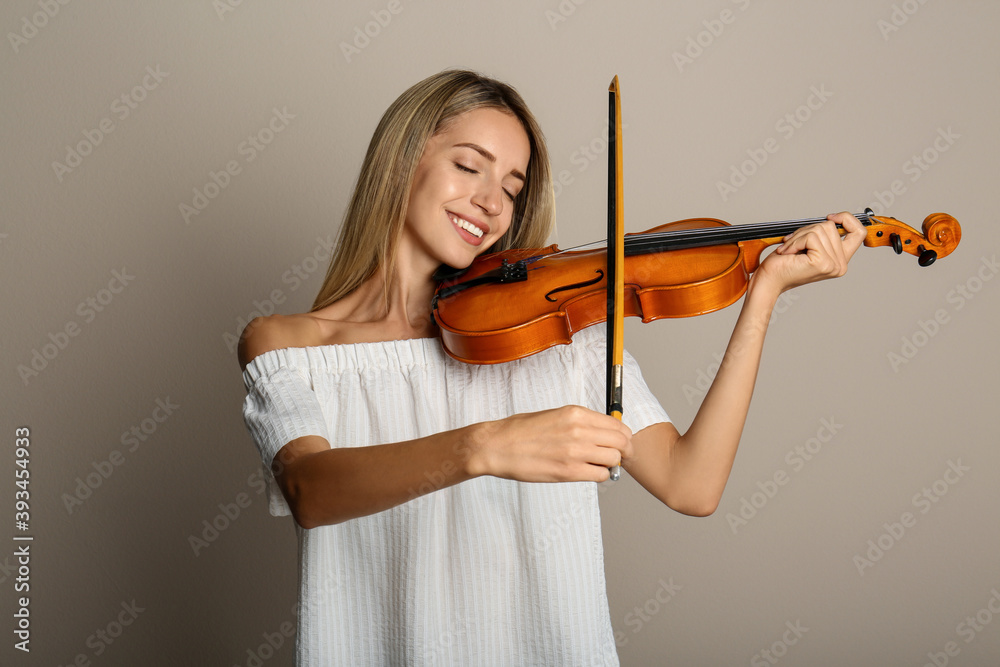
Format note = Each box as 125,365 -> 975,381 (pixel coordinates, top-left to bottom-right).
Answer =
431,209 -> 962,365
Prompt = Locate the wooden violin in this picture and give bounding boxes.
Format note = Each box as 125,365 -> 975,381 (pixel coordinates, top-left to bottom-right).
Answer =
431,209 -> 962,364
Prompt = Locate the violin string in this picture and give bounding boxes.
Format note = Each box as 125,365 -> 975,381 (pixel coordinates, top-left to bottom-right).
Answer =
625,213 -> 874,253
629,214 -> 867,242
540,213 -> 874,259
626,220 -> 819,251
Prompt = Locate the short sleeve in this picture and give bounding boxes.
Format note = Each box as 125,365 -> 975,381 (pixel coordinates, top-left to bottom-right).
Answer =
620,346 -> 671,432
574,326 -> 670,433
242,349 -> 331,516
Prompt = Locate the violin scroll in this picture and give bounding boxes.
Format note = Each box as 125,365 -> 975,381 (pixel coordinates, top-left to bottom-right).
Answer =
863,209 -> 961,267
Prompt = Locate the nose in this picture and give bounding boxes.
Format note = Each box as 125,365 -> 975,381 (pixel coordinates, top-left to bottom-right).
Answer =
472,180 -> 503,217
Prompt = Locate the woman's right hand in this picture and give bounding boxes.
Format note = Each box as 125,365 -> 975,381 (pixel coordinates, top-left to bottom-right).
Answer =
468,405 -> 633,483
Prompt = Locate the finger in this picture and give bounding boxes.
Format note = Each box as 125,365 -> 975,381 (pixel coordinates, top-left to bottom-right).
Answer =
586,444 -> 624,469
779,222 -> 837,259
586,424 -> 632,458
811,222 -> 850,275
778,220 -> 832,252
778,224 -> 848,279
827,211 -> 867,257
815,221 -> 847,266
571,407 -> 633,440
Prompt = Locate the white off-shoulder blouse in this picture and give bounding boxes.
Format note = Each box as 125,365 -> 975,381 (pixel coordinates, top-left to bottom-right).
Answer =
241,325 -> 669,666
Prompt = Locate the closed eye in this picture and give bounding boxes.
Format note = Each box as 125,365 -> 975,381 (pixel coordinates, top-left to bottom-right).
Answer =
456,162 -> 517,201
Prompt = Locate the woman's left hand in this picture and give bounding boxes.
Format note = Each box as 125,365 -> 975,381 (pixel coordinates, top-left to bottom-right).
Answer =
753,211 -> 867,295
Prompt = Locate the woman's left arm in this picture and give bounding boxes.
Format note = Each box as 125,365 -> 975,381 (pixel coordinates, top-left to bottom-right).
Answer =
624,212 -> 867,516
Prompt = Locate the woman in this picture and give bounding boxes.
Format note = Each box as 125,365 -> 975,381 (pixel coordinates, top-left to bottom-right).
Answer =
239,69 -> 865,665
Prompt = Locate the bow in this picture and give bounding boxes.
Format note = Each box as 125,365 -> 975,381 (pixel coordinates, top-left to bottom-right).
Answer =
606,76 -> 624,482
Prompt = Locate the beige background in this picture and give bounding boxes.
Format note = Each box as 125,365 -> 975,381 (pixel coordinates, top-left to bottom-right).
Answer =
3,1 -> 999,665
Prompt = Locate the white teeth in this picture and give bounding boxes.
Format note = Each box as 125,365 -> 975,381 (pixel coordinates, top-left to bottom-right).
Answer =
450,214 -> 484,238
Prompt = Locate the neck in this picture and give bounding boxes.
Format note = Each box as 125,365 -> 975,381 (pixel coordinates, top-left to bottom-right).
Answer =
341,258 -> 438,337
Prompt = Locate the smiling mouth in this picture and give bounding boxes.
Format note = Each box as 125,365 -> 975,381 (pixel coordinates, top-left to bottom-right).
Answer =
448,212 -> 486,239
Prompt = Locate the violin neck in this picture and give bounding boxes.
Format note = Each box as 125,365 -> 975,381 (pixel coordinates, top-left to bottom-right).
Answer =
624,213 -> 872,256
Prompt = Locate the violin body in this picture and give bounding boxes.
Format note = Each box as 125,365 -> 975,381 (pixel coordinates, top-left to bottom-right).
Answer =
432,212 -> 961,364
434,219 -> 747,364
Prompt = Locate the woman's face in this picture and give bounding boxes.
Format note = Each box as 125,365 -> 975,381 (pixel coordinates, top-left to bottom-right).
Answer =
404,107 -> 531,271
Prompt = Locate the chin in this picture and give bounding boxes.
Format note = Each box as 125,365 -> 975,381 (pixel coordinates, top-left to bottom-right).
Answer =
431,246 -> 488,281
447,254 -> 477,270
447,245 -> 489,269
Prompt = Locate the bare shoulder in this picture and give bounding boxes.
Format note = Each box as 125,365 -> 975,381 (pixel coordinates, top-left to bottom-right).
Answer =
238,313 -> 325,371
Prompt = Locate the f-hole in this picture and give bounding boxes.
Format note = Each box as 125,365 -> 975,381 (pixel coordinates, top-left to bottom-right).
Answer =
544,269 -> 605,302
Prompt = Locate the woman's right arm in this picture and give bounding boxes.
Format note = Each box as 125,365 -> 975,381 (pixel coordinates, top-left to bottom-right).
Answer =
266,432 -> 478,529
240,316 -> 632,529
269,406 -> 631,528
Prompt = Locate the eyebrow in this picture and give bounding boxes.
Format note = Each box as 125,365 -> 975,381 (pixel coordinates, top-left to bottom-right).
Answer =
453,142 -> 526,182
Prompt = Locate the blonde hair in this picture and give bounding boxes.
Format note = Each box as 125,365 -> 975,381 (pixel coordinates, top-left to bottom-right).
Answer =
311,70 -> 554,312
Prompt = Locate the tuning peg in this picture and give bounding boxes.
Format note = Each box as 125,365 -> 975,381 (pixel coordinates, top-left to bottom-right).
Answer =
917,245 -> 937,267
889,233 -> 903,254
